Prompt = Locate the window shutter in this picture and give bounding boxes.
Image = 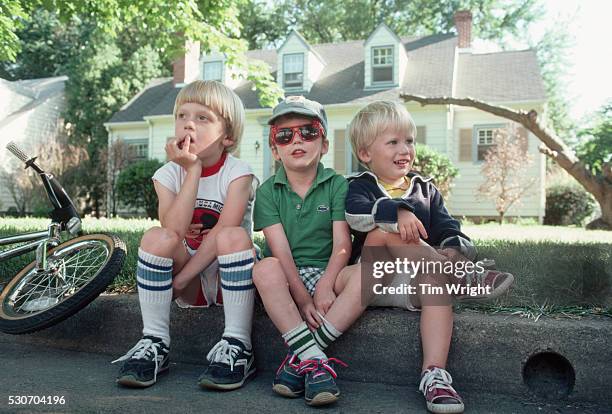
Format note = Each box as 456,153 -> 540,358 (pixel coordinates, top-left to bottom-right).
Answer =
416,126 -> 427,145
459,128 -> 472,161
334,129 -> 346,174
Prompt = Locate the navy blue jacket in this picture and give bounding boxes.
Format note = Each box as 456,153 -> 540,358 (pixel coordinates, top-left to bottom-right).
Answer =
345,171 -> 475,264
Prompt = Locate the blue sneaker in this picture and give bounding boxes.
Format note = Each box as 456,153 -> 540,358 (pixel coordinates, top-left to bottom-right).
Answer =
272,352 -> 304,397
298,358 -> 347,406
113,336 -> 170,388
198,337 -> 256,390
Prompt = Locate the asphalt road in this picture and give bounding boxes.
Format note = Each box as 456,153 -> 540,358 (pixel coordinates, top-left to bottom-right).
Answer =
0,342 -> 607,414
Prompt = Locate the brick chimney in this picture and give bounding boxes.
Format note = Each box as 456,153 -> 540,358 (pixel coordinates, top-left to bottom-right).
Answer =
454,10 -> 472,49
173,37 -> 200,86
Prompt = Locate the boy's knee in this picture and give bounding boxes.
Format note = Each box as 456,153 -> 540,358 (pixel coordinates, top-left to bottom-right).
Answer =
253,258 -> 285,290
216,226 -> 251,254
140,227 -> 181,255
335,264 -> 362,294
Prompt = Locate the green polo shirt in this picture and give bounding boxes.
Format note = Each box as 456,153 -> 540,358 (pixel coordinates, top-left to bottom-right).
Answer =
254,163 -> 348,268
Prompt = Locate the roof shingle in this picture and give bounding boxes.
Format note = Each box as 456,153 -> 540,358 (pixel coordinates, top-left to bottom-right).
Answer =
108,35 -> 545,124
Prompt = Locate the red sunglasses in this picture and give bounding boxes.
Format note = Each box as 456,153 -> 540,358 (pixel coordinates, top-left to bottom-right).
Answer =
270,120 -> 325,146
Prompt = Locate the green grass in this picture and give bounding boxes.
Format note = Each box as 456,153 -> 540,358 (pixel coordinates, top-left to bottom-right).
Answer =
1,217 -> 610,317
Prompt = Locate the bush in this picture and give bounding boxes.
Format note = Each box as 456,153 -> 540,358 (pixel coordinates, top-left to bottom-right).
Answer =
412,144 -> 459,199
116,160 -> 164,219
544,185 -> 595,226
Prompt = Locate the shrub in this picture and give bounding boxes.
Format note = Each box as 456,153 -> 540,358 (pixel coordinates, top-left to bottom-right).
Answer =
116,160 -> 164,219
544,184 -> 595,226
412,144 -> 459,199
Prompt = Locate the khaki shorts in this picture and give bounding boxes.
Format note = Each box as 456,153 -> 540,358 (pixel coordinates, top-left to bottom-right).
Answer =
368,271 -> 420,312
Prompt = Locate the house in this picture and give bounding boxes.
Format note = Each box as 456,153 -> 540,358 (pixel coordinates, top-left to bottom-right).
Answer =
105,11 -> 547,222
0,75 -> 68,212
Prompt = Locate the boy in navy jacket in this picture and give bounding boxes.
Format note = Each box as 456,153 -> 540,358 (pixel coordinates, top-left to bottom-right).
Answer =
345,101 -> 514,414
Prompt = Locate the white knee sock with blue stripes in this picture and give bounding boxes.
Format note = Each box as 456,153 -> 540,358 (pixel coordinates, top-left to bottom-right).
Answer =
218,249 -> 255,349
137,248 -> 173,346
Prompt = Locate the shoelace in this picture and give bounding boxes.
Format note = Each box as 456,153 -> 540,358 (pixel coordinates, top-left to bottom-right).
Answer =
276,353 -> 300,376
206,339 -> 241,370
297,358 -> 347,379
111,338 -> 164,382
419,367 -> 455,396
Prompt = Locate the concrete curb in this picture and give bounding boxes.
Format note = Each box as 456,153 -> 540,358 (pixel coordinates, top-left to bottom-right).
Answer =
0,294 -> 610,404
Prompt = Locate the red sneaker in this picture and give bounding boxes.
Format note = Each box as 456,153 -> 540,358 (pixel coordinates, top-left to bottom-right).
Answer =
419,366 -> 464,413
455,269 -> 514,301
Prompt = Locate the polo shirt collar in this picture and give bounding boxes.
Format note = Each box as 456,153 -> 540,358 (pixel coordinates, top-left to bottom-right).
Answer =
274,163 -> 335,188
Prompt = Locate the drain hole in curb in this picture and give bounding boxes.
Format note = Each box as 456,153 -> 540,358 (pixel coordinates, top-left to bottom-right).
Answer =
523,352 -> 575,399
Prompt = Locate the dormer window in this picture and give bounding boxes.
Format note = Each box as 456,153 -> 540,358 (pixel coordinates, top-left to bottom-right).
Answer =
203,61 -> 223,82
283,53 -> 304,89
372,46 -> 394,83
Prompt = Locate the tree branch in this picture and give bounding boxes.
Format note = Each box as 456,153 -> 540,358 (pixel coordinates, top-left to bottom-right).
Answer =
401,94 -> 607,202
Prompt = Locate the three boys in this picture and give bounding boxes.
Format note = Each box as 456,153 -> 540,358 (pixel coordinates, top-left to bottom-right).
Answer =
113,81 -> 512,413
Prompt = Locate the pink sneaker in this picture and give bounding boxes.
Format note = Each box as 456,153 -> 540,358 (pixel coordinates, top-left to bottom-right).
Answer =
455,269 -> 514,301
419,366 -> 464,413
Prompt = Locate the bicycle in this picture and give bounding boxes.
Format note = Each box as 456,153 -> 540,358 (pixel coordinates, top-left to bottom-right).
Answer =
0,141 -> 126,334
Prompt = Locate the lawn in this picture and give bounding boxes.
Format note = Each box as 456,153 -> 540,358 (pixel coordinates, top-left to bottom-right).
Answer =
1,217 -> 610,318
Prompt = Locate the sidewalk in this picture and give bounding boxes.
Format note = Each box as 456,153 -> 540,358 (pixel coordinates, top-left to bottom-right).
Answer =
0,341 -> 606,414
0,294 -> 610,408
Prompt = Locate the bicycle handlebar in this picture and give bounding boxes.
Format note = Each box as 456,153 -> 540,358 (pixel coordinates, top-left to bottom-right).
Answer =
6,141 -> 31,164
5,141 -> 80,227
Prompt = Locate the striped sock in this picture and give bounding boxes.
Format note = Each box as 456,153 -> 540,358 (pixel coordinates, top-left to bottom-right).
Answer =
313,318 -> 343,350
136,248 -> 173,346
282,321 -> 326,361
219,249 -> 255,349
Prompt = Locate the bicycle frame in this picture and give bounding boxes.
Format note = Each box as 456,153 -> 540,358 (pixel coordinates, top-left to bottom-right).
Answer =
0,223 -> 61,265
2,142 -> 82,271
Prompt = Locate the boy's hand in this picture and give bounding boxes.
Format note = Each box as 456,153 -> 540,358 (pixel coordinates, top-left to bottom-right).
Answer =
185,223 -> 204,239
313,279 -> 336,315
397,209 -> 428,243
166,135 -> 201,172
297,298 -> 322,330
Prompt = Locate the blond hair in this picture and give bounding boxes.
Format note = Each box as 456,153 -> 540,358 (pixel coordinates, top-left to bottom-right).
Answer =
173,80 -> 245,153
348,101 -> 417,164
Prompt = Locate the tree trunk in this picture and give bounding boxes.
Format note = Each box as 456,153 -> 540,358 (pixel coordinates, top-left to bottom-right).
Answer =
587,188 -> 612,230
401,94 -> 612,230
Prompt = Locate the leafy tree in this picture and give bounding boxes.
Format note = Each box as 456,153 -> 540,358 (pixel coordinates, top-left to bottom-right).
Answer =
0,9 -> 90,80
533,22 -> 575,139
62,39 -> 164,217
412,144 -> 459,200
237,0 -> 293,49
1,1 -> 283,105
116,159 -> 164,219
576,102 -> 612,177
238,0 -> 541,47
0,0 -> 27,62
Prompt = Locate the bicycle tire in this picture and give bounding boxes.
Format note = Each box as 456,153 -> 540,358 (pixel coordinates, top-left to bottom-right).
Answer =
0,233 -> 126,334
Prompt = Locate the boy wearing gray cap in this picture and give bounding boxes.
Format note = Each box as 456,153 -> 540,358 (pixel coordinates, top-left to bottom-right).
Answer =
252,96 -> 366,407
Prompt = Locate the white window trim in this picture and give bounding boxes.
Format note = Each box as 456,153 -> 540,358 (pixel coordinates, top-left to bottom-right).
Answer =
283,53 -> 305,90
473,123 -> 504,163
371,45 -> 394,85
121,138 -> 149,163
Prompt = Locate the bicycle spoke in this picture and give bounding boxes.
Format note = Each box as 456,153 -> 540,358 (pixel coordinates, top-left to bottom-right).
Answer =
6,240 -> 111,315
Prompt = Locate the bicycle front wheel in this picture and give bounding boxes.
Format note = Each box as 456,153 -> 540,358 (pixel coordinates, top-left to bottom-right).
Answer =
0,233 -> 125,334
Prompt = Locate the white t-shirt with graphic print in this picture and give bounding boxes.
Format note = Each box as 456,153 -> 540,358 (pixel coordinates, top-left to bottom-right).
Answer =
152,153 -> 256,255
